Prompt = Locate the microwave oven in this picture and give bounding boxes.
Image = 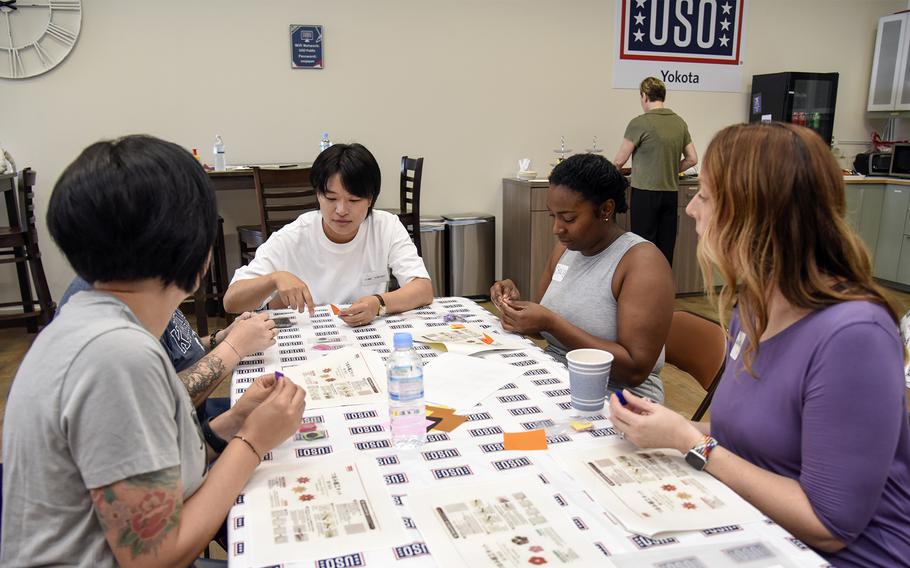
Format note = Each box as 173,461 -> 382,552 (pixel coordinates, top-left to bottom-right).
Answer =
854,152 -> 892,175
890,144 -> 910,178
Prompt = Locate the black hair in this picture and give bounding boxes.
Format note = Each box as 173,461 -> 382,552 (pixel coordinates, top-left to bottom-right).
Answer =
310,143 -> 382,214
548,153 -> 629,214
47,135 -> 218,293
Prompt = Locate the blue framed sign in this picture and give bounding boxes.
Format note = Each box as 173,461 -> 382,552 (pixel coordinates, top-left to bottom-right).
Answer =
290,25 -> 323,69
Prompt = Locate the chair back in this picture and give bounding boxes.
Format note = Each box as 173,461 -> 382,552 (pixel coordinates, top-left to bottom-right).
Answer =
665,310 -> 726,420
398,156 -> 424,255
252,166 -> 317,238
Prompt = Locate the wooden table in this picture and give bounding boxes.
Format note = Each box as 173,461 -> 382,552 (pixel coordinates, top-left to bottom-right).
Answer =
208,163 -> 313,192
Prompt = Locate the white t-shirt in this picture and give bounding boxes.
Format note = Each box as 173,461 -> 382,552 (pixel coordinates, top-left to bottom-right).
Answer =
231,209 -> 430,305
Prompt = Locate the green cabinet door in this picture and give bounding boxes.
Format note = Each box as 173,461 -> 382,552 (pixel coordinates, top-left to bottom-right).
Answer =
874,185 -> 910,281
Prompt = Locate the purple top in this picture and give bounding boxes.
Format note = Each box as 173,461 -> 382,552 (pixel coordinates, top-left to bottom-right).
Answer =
712,301 -> 910,568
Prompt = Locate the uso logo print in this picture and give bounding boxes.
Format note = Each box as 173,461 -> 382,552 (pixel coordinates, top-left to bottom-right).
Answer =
469,426 -> 503,437
431,465 -> 473,480
479,442 -> 505,453
619,0 -> 744,66
348,424 -> 384,435
631,534 -> 679,549
344,410 -> 378,420
355,439 -> 392,451
296,446 -> 332,457
315,553 -> 365,568
384,473 -> 409,485
375,455 -> 399,466
508,406 -> 542,416
393,542 -> 431,560
421,448 -> 461,461
492,457 -> 532,471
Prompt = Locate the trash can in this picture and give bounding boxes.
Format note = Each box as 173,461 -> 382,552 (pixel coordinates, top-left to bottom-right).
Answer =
442,213 -> 495,299
420,216 -> 446,297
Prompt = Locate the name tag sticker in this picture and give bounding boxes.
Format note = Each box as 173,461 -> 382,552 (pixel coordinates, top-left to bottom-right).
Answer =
730,331 -> 746,361
362,271 -> 388,286
552,263 -> 569,282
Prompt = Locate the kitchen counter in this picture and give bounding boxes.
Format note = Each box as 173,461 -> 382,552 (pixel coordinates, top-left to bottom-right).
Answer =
844,176 -> 910,186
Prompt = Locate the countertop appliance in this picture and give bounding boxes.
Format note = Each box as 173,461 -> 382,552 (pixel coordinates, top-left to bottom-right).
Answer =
889,144 -> 910,178
854,152 -> 893,175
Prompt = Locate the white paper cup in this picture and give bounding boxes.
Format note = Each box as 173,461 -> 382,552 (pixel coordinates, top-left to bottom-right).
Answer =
566,349 -> 613,413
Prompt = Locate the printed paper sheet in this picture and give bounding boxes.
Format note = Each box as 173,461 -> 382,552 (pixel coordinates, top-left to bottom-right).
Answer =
282,347 -> 386,409
408,476 -> 605,567
555,444 -> 762,537
241,453 -> 409,566
415,324 -> 523,355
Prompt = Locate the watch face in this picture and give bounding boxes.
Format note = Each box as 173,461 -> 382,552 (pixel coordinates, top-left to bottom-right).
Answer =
685,449 -> 707,471
0,0 -> 82,79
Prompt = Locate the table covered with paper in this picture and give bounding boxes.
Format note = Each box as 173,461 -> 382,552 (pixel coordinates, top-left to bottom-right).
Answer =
227,297 -> 825,568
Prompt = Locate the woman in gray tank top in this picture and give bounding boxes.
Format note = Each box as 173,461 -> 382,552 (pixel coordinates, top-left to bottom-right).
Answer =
491,153 -> 674,402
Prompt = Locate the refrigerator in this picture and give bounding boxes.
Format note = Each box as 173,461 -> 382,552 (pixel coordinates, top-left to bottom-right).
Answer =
749,72 -> 839,146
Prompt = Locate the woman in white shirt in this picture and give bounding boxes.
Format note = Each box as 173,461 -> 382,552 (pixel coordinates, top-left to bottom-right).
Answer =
224,143 -> 433,325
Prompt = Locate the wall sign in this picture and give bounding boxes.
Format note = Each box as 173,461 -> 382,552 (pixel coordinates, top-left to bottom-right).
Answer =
613,0 -> 747,93
290,24 -> 323,69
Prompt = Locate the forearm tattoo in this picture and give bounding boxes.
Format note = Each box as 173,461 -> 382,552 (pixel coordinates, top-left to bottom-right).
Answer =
90,466 -> 183,559
178,352 -> 226,403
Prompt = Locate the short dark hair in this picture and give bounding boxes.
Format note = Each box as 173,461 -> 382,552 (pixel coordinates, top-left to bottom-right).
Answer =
310,143 -> 382,213
548,153 -> 629,214
47,135 -> 218,293
640,76 -> 666,102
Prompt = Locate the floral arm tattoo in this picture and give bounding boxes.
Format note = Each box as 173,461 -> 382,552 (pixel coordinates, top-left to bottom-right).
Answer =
178,353 -> 226,406
90,466 -> 183,560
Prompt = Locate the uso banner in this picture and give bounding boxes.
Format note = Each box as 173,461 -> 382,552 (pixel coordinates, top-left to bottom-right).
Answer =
613,0 -> 747,93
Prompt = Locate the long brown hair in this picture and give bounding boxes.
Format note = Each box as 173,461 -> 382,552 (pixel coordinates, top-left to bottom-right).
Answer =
697,122 -> 901,373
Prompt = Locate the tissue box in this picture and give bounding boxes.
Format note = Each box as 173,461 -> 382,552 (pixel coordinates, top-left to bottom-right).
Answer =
517,170 -> 537,180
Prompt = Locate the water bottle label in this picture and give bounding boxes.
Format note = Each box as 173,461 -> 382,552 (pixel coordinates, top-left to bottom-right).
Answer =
388,379 -> 423,402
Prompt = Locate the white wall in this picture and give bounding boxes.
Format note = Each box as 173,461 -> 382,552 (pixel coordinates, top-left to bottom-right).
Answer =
0,0 -> 904,303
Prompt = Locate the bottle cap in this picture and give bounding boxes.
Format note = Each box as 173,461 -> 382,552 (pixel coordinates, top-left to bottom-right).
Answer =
393,332 -> 413,349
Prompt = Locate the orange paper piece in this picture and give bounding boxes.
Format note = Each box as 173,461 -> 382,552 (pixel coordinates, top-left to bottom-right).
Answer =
435,414 -> 468,433
426,405 -> 455,417
481,333 -> 495,345
330,304 -> 341,315
503,429 -> 548,451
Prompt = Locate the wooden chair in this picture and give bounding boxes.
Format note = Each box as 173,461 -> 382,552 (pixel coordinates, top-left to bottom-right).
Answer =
664,310 -> 726,421
0,169 -> 55,332
188,216 -> 230,337
398,156 -> 424,256
237,166 -> 316,265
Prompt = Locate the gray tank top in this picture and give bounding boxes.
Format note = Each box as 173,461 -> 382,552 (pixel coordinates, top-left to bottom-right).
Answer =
540,231 -> 665,403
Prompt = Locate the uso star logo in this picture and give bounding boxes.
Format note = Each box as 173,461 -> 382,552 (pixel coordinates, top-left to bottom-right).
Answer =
620,0 -> 744,66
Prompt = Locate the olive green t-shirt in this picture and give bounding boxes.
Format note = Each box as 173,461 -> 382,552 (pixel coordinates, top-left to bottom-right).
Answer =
624,108 -> 692,192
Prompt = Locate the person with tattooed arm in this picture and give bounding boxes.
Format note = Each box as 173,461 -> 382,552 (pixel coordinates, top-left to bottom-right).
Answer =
57,277 -> 276,407
1,135 -> 307,567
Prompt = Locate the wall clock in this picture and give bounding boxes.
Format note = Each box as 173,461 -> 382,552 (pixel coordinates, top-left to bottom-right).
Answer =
0,0 -> 81,79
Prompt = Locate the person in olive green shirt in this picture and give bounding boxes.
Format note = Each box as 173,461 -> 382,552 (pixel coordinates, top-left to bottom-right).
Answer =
614,77 -> 698,265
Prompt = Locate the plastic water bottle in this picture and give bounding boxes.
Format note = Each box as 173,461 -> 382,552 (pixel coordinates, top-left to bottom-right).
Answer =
213,135 -> 226,172
387,332 -> 425,448
319,132 -> 332,153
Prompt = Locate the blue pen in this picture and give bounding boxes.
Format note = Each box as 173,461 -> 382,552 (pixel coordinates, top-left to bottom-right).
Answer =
614,391 -> 627,406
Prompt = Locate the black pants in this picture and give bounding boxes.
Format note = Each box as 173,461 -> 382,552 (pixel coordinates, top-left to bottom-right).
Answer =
630,187 -> 677,265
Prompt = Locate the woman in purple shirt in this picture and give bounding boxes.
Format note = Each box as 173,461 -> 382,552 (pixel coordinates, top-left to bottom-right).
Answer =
609,122 -> 910,567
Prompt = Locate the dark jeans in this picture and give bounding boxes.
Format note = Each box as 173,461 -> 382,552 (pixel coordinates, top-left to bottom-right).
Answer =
630,187 -> 678,265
